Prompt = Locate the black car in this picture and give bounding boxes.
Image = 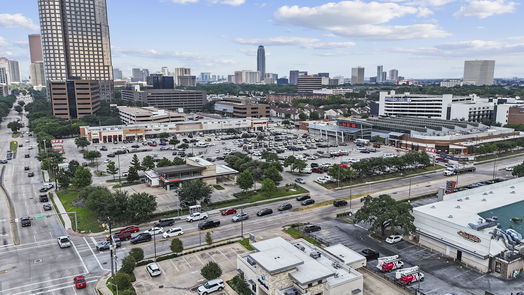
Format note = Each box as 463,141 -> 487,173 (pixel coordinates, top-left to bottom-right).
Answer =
28,172 -> 34,177
131,145 -> 140,149
107,153 -> 116,158
278,203 -> 293,211
304,225 -> 321,233
301,199 -> 315,206
257,208 -> 273,216
24,166 -> 30,171
100,146 -> 108,151
0,160 -> 7,164
130,233 -> 152,244
295,195 -> 311,202
198,220 -> 220,230
21,216 -> 31,227
43,203 -> 52,211
361,248 -> 379,261
333,200 -> 348,207
24,154 -> 30,158
39,194 -> 49,202
154,218 -> 175,227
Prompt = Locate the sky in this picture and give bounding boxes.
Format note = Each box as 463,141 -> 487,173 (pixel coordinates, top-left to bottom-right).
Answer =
1,0 -> 523,80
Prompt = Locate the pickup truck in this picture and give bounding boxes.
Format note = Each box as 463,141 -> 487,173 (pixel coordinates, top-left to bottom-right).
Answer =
444,165 -> 476,176
198,220 -> 220,230
186,212 -> 209,222
57,236 -> 72,248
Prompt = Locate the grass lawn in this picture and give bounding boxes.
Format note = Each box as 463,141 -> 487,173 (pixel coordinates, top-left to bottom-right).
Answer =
239,238 -> 254,251
322,165 -> 444,189
283,227 -> 321,246
208,185 -> 309,209
213,184 -> 225,190
57,190 -> 104,233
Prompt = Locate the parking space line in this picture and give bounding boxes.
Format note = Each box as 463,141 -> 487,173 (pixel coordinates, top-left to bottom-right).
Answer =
169,258 -> 180,272
194,253 -> 205,266
182,256 -> 192,267
217,248 -> 230,261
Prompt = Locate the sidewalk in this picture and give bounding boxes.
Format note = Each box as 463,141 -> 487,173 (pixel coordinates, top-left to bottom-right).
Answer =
95,274 -> 113,295
51,191 -> 73,230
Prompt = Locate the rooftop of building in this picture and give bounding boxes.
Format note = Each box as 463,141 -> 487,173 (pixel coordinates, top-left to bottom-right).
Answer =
154,164 -> 205,175
117,106 -> 185,117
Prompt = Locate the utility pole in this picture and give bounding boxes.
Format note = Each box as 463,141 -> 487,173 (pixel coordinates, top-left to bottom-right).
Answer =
153,230 -> 157,261
492,155 -> 498,180
240,208 -> 244,238
106,218 -> 115,278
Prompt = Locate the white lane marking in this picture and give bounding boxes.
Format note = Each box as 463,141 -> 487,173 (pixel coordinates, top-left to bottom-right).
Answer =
0,274 -> 88,293
10,279 -> 99,295
71,240 -> 89,274
83,237 -> 109,271
89,236 -> 97,246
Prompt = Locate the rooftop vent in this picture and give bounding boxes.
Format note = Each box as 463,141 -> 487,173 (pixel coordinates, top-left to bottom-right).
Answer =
511,191 -> 516,194
511,186 -> 515,189
490,191 -> 494,194
455,205 -> 461,209
483,192 -> 488,195
448,215 -> 453,218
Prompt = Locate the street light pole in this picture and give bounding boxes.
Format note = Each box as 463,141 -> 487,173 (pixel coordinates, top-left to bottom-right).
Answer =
240,207 -> 244,238
492,155 -> 498,180
117,153 -> 122,188
153,230 -> 157,261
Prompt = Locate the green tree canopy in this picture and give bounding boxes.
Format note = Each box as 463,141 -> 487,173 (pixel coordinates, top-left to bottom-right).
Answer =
156,157 -> 172,167
236,170 -> 254,192
113,272 -> 132,290
178,180 -> 213,204
7,121 -> 22,133
129,248 -> 144,262
172,157 -> 185,165
201,261 -> 222,280
263,166 -> 282,185
126,166 -> 140,182
72,166 -> 92,188
170,238 -> 184,253
141,155 -> 155,170
261,178 -> 276,196
56,170 -> 71,190
74,137 -> 90,149
106,161 -> 118,179
205,231 -> 213,245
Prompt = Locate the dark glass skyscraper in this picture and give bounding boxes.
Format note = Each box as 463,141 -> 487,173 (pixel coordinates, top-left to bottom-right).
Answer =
257,45 -> 265,82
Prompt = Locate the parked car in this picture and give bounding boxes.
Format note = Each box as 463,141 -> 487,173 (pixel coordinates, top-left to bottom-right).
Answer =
162,227 -> 184,238
361,248 -> 379,261
256,208 -> 273,216
27,172 -> 34,177
130,233 -> 152,244
220,208 -> 237,216
154,218 -> 175,227
24,154 -> 30,158
295,195 -> 310,202
24,166 -> 30,171
73,275 -> 87,289
39,194 -> 48,202
43,203 -> 52,211
333,200 -> 348,207
197,279 -> 225,295
96,240 -> 121,251
21,216 -> 31,227
57,236 -> 72,248
198,220 -> 220,230
278,203 -> 293,211
146,262 -> 162,277
301,199 -> 315,206
294,178 -> 306,184
186,212 -> 208,222
304,225 -> 321,233
385,235 -> 403,244
119,226 -> 140,234
232,213 -> 249,222
145,227 -> 164,235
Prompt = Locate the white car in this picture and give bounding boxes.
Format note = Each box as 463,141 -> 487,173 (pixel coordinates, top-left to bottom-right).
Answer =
145,227 -> 164,235
146,263 -> 162,277
505,166 -> 514,171
186,212 -> 209,222
385,235 -> 403,244
162,227 -> 184,238
57,236 -> 71,248
197,279 -> 225,295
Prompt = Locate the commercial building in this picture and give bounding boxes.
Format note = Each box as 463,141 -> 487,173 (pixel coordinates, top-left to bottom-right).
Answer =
121,88 -> 206,112
117,106 -> 185,125
277,78 -> 289,85
29,62 -> 46,89
8,60 -> 20,83
440,80 -> 463,88
146,74 -> 174,89
313,88 -> 353,96
463,60 -> 495,86
50,79 -> 101,119
351,67 -> 364,84
388,69 -> 399,82
132,68 -> 149,82
237,237 -> 364,295
145,157 -> 238,190
234,70 -> 260,84
289,70 -> 307,85
266,93 -> 327,104
113,68 -> 123,80
413,177 -> 524,278
0,84 -> 9,97
297,76 -> 322,93
38,0 -> 114,100
0,57 -> 20,85
257,46 -> 265,81
177,75 -> 197,87
28,34 -> 43,63
214,97 -> 269,118
376,65 -> 384,83
78,118 -> 269,143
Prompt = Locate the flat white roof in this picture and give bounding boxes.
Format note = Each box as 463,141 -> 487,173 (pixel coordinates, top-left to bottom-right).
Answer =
249,248 -> 303,274
324,244 -> 366,267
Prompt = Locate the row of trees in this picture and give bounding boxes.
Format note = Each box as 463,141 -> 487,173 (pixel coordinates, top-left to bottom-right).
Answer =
283,156 -> 308,172
226,152 -> 283,183
0,95 -> 16,122
467,138 -> 524,155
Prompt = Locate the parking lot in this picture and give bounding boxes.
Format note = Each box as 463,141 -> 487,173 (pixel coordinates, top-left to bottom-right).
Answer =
307,219 -> 524,295
133,243 -> 248,295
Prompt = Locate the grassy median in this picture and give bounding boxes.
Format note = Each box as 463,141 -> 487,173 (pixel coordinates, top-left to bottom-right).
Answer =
57,190 -> 104,233
208,185 -> 309,209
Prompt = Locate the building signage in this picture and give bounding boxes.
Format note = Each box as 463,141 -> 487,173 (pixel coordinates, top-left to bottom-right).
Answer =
457,231 -> 481,243
385,97 -> 412,102
50,139 -> 64,152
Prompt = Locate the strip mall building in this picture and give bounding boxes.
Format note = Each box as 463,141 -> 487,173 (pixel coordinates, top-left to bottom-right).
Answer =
79,118 -> 269,143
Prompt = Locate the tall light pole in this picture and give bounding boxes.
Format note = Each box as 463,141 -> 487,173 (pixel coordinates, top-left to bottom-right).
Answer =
240,208 -> 244,238
492,155 -> 498,180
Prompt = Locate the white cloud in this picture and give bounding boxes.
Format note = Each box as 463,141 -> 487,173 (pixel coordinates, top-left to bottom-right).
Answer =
408,0 -> 456,6
0,13 -> 39,30
274,1 -> 449,40
0,37 -> 8,47
212,0 -> 245,6
454,0 -> 517,18
170,0 -> 198,3
391,38 -> 524,56
233,36 -> 356,49
112,47 -> 235,67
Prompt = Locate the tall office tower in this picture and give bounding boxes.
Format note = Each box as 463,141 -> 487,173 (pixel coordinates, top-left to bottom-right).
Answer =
0,58 -> 9,84
200,72 -> 211,82
177,75 -> 197,87
28,34 -> 43,63
389,69 -> 399,82
50,80 -> 100,119
141,69 -> 149,81
297,76 -> 322,93
131,68 -> 142,82
289,70 -> 299,85
351,67 -> 365,84
463,60 -> 495,86
8,60 -> 20,83
147,74 -> 174,89
38,0 -> 114,100
376,65 -> 384,83
381,72 -> 387,83
241,70 -> 260,84
257,45 -> 266,81
161,67 -> 169,76
113,68 -> 123,80
234,71 -> 243,84
174,67 -> 191,85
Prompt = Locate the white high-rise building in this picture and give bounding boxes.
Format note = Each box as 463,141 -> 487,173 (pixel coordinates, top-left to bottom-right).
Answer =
389,69 -> 399,82
463,60 -> 495,86
351,67 -> 364,84
113,68 -> 123,80
161,67 -> 169,76
0,57 -> 21,85
376,65 -> 384,83
8,60 -> 20,83
30,62 -> 46,89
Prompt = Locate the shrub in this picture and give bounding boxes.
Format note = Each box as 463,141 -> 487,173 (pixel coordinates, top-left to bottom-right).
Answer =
129,248 -> 144,261
114,272 -> 132,290
120,289 -> 136,295
201,261 -> 222,280
170,238 -> 183,253
119,256 -> 136,274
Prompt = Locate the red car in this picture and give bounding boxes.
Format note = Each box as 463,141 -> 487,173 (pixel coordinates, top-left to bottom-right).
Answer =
339,164 -> 350,169
220,208 -> 237,216
119,226 -> 140,234
312,168 -> 324,173
74,275 -> 87,289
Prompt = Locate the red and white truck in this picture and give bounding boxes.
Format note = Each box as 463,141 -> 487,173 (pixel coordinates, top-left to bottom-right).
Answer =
376,255 -> 404,272
395,266 -> 425,285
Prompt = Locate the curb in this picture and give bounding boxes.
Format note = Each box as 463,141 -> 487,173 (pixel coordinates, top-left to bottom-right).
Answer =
52,191 -> 73,230
95,273 -> 113,295
0,166 -> 20,245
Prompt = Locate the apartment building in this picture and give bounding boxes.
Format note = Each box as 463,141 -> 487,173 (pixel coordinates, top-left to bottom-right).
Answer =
297,76 -> 322,93
50,80 -> 100,119
121,88 -> 206,112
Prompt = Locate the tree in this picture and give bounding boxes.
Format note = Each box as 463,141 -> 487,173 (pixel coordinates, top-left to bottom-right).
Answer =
172,157 -> 185,165
17,100 -> 25,107
169,138 -> 180,145
83,150 -> 101,165
309,111 -> 320,120
7,121 -> 22,133
130,154 -> 142,171
328,165 -> 350,181
170,238 -> 184,253
354,194 -> 416,237
56,170 -> 70,190
72,166 -> 92,188
126,192 -> 157,222
113,272 -> 132,290
201,261 -> 222,280
106,161 -> 118,180
261,152 -> 278,162
237,170 -> 254,192
371,136 -> 385,143
126,166 -> 140,182
74,137 -> 90,150
512,162 -> 524,177
128,248 -> 144,262
263,166 -> 282,185
14,105 -> 23,114
261,178 -> 276,196
178,143 -> 189,149
158,132 -> 170,139
298,112 -> 308,121
283,156 -> 297,169
68,160 -> 80,176
156,157 -> 172,167
141,155 -> 155,170
119,255 -> 136,274
205,232 -> 213,245
178,180 -> 213,204
291,159 -> 307,173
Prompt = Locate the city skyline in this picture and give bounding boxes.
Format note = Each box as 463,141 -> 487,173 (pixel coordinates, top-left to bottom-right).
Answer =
1,0 -> 523,79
